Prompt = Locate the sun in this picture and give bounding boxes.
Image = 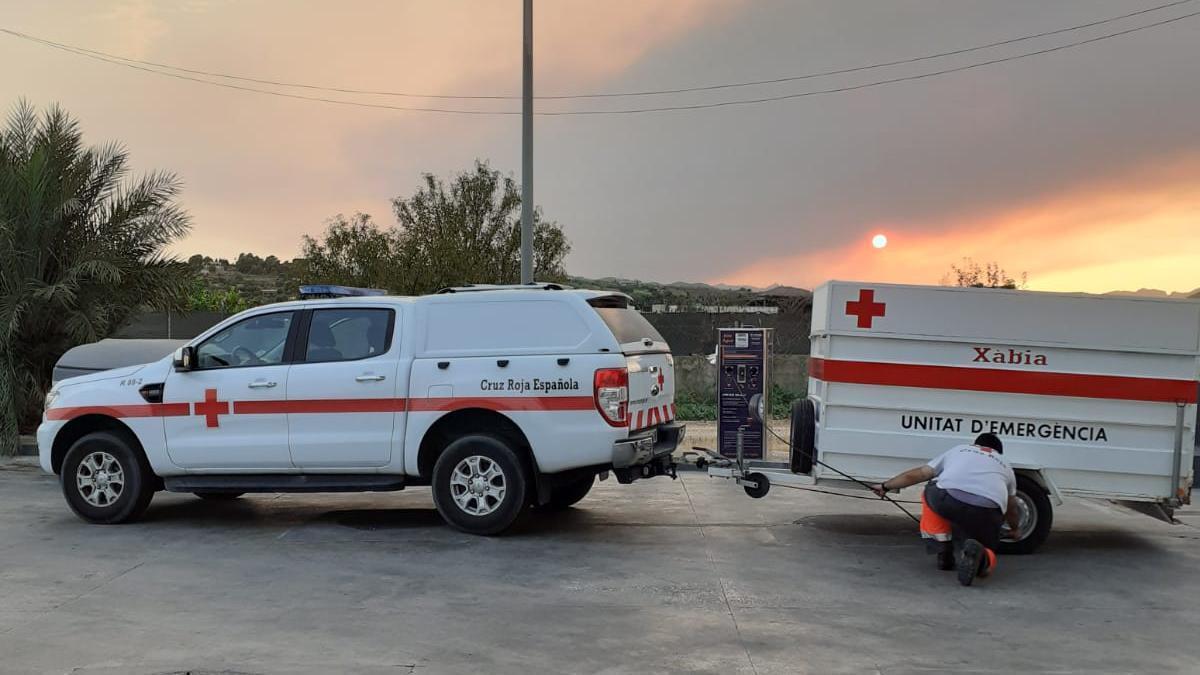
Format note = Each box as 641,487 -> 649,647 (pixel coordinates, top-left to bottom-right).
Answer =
872,233 -> 888,249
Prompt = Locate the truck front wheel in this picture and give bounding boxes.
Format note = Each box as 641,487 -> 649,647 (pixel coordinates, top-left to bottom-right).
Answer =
432,435 -> 528,535
997,474 -> 1053,555
61,431 -> 155,524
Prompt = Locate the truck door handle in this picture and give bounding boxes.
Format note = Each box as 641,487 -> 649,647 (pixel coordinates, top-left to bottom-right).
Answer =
355,374 -> 386,382
248,381 -> 277,389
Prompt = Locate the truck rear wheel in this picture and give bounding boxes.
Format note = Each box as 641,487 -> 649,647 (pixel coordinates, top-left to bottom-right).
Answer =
539,475 -> 595,511
997,474 -> 1053,555
432,435 -> 528,536
61,431 -> 155,524
194,492 -> 244,501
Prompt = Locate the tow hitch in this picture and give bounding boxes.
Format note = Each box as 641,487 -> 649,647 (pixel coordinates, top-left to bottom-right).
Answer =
614,455 -> 677,484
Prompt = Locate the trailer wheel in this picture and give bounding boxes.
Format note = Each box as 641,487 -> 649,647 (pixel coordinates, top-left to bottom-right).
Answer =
997,474 -> 1053,555
789,398 -> 816,475
744,472 -> 770,499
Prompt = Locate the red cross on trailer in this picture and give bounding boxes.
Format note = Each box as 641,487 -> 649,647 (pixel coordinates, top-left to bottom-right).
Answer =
193,388 -> 230,428
845,288 -> 886,328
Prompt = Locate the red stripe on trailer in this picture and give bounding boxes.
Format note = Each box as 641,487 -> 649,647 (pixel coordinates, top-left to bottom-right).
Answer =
45,403 -> 191,421
809,357 -> 1198,404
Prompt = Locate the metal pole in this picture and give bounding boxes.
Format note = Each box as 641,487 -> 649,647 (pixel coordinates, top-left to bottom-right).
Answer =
736,425 -> 745,474
520,0 -> 534,285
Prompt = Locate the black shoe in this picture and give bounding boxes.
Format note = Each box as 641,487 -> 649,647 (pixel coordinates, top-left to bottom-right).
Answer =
936,549 -> 955,571
958,539 -> 983,586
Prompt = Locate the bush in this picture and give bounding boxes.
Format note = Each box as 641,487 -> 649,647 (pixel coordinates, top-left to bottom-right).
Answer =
673,383 -> 805,422
674,389 -> 716,421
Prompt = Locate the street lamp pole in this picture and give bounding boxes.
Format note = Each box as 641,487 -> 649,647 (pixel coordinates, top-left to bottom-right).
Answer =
519,0 -> 534,285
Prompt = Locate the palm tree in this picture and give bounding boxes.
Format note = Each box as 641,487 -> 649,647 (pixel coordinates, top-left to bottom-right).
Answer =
0,102 -> 191,453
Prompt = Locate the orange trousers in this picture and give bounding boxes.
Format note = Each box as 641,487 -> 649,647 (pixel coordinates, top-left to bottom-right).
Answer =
921,490 -> 997,572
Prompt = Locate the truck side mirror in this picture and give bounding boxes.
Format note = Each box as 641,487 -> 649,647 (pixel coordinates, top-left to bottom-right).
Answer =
747,393 -> 765,424
173,346 -> 197,372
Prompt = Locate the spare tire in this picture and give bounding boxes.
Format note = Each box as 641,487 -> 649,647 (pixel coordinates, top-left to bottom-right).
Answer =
789,398 -> 816,475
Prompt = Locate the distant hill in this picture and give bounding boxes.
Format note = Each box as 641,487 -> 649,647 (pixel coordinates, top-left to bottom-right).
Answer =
1104,287 -> 1200,300
568,276 -> 762,307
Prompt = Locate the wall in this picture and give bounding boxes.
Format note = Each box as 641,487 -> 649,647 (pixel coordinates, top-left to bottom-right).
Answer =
114,312 -> 229,339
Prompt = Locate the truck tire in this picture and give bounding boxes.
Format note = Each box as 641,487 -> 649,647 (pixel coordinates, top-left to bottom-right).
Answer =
61,431 -> 155,524
997,474 -> 1053,555
432,435 -> 528,535
539,475 -> 595,511
789,398 -> 816,475
194,492 -> 244,501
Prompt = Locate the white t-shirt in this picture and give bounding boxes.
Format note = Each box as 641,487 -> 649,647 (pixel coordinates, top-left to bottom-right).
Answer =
927,444 -> 1016,513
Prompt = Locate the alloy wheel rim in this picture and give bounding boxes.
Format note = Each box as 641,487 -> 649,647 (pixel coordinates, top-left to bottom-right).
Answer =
1002,490 -> 1038,542
449,455 -> 507,517
76,451 -> 125,508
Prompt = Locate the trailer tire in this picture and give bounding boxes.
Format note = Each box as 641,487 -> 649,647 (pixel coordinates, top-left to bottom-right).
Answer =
789,398 -> 816,475
744,472 -> 770,499
997,474 -> 1053,555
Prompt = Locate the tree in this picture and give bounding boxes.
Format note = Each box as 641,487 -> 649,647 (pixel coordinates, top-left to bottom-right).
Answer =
301,161 -> 571,294
300,213 -> 400,290
0,102 -> 191,452
943,258 -> 1026,289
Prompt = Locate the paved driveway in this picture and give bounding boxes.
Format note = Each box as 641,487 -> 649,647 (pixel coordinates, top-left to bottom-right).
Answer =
2,459 -> 1199,674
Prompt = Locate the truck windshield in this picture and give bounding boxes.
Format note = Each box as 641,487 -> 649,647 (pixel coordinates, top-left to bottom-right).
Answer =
589,297 -> 665,345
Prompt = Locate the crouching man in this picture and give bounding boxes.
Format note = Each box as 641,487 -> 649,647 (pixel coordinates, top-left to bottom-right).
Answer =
872,433 -> 1020,586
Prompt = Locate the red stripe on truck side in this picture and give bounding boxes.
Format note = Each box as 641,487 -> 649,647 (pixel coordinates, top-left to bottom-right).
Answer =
809,357 -> 1198,404
407,396 -> 596,412
45,403 -> 190,421
233,399 -> 409,415
47,396 -> 598,422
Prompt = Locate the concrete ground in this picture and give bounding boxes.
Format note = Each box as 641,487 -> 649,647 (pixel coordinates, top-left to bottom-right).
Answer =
2,458 -> 1199,674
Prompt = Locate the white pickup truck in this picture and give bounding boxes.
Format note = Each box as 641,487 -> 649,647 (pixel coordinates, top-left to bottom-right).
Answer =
38,284 -> 683,535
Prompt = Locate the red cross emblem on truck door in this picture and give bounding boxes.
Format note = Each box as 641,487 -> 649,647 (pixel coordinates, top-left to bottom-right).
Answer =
193,388 -> 230,428
846,289 -> 886,328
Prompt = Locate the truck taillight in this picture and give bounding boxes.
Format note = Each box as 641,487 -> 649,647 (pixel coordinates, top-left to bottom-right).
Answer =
593,367 -> 629,427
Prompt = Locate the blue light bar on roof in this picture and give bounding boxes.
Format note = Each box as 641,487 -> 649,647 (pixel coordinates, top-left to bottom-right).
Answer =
299,284 -> 387,299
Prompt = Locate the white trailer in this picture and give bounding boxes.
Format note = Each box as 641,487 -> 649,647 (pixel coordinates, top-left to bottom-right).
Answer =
709,281 -> 1199,554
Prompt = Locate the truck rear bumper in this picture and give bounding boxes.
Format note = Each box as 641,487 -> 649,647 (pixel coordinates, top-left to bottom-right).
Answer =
612,422 -> 685,469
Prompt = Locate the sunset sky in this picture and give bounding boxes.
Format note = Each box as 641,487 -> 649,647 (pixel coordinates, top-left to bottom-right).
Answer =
3,1 -> 1198,294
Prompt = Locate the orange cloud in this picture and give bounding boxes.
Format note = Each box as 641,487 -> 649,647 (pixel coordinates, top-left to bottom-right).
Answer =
715,154 -> 1200,294
7,1 -> 746,260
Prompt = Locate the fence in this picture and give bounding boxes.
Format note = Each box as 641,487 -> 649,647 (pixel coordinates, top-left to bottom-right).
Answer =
116,306 -> 814,355
644,308 -> 811,355
674,354 -> 808,400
